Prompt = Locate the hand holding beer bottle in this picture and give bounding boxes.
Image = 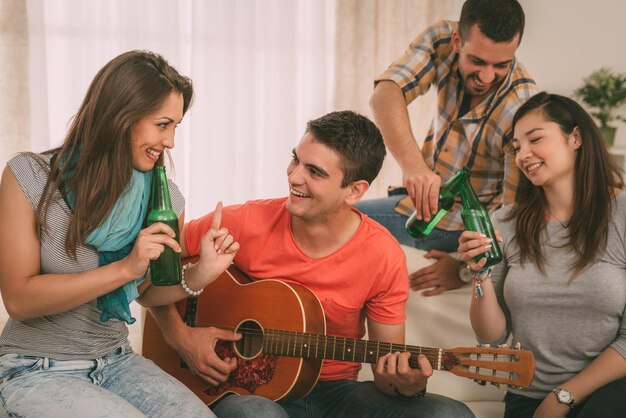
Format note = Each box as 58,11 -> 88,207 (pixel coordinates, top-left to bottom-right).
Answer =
147,165 -> 182,286
405,168 -> 467,238
458,171 -> 502,268
405,166 -> 502,268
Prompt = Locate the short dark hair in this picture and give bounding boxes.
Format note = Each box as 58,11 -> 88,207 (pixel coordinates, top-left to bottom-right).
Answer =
305,111 -> 386,187
459,0 -> 525,44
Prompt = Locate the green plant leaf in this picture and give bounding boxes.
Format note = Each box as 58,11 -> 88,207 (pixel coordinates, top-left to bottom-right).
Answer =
574,67 -> 626,127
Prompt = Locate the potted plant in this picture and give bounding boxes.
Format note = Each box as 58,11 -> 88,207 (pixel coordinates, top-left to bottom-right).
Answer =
574,67 -> 626,147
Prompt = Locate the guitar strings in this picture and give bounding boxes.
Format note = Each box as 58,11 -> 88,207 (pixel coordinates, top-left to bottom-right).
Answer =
208,324 -> 444,364
207,325 -> 504,357
195,324 -> 523,384
192,323 -> 520,374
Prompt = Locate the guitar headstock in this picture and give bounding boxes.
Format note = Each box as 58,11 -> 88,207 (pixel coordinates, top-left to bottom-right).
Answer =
444,343 -> 534,388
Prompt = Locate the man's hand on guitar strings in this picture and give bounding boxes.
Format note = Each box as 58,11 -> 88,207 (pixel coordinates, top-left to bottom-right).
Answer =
175,325 -> 242,386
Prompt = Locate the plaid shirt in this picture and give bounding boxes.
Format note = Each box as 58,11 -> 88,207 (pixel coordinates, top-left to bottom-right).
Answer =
377,20 -> 538,231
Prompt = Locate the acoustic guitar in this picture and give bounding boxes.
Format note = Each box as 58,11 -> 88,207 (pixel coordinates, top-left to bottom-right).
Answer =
143,266 -> 534,406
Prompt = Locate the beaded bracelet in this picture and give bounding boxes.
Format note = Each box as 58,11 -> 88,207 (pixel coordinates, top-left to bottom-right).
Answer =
180,262 -> 204,297
471,266 -> 492,299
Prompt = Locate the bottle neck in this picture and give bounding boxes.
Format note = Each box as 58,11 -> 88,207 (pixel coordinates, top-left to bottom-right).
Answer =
439,169 -> 469,208
459,175 -> 482,209
150,166 -> 173,210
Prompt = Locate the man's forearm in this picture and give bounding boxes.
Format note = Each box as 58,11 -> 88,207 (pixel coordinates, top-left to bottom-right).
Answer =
370,81 -> 426,173
148,304 -> 186,349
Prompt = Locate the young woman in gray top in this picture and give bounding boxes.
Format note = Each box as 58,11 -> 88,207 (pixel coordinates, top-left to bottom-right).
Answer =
0,50 -> 238,417
458,92 -> 626,418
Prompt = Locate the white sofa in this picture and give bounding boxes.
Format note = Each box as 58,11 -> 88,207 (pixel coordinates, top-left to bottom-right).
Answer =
402,246 -> 505,417
358,246 -> 505,418
0,246 -> 504,417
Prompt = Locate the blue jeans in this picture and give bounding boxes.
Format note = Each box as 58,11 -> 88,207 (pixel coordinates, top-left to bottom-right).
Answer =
355,195 -> 461,252
278,380 -> 474,418
0,342 -> 215,417
213,394 -> 289,418
504,377 -> 626,418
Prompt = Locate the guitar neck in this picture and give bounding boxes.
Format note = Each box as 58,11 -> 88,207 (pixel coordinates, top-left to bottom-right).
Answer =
259,329 -> 455,371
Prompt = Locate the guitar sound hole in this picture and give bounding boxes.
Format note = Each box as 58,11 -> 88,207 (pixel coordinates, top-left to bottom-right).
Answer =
234,320 -> 264,360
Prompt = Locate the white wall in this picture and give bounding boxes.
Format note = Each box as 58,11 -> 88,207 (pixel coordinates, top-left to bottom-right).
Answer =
517,0 -> 626,148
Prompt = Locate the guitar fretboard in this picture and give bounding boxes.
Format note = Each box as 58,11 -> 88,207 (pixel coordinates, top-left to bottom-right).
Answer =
266,329 -> 441,368
231,324 -> 532,387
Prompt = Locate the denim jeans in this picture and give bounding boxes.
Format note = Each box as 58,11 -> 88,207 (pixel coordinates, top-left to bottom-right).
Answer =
278,380 -> 474,418
212,394 -> 289,418
355,195 -> 461,252
0,342 -> 215,417
504,377 -> 626,418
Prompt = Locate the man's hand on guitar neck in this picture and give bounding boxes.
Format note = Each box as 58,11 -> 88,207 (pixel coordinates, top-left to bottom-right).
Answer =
375,351 -> 431,398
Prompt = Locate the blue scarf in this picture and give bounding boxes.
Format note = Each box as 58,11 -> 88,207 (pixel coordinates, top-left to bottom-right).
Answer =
61,155 -> 151,324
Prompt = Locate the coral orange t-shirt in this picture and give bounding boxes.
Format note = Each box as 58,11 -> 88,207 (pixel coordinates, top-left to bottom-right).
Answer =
184,198 -> 408,381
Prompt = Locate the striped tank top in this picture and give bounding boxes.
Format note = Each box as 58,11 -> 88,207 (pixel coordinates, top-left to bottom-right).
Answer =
0,153 -> 184,359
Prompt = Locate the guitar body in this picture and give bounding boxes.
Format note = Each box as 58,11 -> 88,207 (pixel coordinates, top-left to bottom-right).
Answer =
143,268 -> 326,405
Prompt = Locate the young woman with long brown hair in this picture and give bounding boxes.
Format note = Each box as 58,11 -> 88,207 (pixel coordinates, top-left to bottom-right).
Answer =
459,92 -> 626,418
0,50 -> 237,417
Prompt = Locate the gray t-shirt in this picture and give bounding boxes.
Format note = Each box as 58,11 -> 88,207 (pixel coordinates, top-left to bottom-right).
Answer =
483,192 -> 626,399
0,153 -> 184,360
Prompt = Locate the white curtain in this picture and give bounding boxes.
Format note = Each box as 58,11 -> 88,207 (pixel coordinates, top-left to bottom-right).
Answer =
0,0 -> 29,170
17,0 -> 334,350
25,0 -> 335,220
334,0 -> 461,198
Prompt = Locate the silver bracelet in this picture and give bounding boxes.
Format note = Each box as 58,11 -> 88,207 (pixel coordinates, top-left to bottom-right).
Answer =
180,262 -> 203,297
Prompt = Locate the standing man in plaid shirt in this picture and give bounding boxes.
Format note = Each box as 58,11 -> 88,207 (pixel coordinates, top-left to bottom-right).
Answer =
357,0 -> 537,296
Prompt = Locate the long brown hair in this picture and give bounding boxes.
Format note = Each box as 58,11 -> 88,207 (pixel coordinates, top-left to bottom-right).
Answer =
507,92 -> 624,275
34,50 -> 193,258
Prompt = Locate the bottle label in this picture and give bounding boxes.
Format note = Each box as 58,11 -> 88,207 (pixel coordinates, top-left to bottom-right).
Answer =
405,208 -> 449,238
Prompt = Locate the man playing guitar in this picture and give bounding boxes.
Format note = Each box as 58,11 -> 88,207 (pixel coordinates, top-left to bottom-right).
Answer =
148,111 -> 474,418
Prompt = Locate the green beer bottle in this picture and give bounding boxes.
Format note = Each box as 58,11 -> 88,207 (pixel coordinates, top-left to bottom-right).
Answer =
147,165 -> 182,286
405,168 -> 467,238
458,169 -> 502,267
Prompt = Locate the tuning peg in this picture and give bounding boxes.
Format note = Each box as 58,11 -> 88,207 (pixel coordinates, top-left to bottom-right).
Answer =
497,343 -> 508,349
490,382 -> 500,389
479,343 -> 491,348
514,342 -> 522,349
